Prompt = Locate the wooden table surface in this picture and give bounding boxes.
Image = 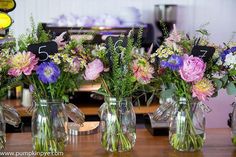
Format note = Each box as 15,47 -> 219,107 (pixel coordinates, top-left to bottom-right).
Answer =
2,99 -> 159,117
3,128 -> 236,157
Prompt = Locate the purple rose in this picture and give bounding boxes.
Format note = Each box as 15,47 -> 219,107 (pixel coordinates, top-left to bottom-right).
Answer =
179,55 -> 206,82
84,59 -> 104,80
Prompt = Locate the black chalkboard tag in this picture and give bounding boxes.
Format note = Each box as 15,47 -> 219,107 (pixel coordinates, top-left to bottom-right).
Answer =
191,45 -> 215,62
27,41 -> 58,63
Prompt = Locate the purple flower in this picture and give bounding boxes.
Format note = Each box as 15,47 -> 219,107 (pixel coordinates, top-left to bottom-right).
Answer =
160,60 -> 168,68
36,62 -> 60,84
221,46 -> 236,61
220,49 -> 230,61
29,84 -> 34,93
167,55 -> 183,70
160,55 -> 183,71
84,59 -> 104,80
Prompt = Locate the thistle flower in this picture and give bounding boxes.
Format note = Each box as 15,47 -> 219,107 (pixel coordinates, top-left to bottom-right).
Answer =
36,62 -> 60,84
8,51 -> 38,77
132,58 -> 154,84
192,78 -> 215,101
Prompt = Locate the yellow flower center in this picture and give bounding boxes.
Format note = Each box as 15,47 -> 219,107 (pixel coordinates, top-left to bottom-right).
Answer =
44,67 -> 53,77
12,53 -> 31,69
194,79 -> 213,92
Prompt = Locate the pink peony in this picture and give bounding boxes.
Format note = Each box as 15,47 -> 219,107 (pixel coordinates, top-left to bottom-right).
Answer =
192,78 -> 215,101
132,59 -> 154,84
84,59 -> 104,80
8,51 -> 38,77
179,54 -> 206,82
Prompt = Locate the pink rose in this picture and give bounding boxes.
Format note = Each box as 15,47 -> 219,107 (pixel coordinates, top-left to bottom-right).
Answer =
84,59 -> 104,80
179,55 -> 206,82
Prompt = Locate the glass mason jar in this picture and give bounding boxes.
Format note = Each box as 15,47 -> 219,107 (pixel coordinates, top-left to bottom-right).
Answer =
0,104 -> 6,150
100,97 -> 136,152
32,99 -> 68,152
169,97 -> 205,151
231,97 -> 236,145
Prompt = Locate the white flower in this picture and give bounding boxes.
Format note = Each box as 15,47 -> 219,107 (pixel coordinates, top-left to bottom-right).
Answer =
216,59 -> 222,66
224,53 -> 236,69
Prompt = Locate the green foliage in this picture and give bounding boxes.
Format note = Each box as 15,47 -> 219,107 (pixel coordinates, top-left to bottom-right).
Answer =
196,29 -> 210,36
100,35 -> 138,98
226,82 -> 236,95
136,27 -> 143,48
196,22 -> 210,36
159,18 -> 169,39
37,23 -> 51,43
213,79 -> 223,90
0,40 -> 16,52
0,68 -> 22,99
18,17 -> 51,51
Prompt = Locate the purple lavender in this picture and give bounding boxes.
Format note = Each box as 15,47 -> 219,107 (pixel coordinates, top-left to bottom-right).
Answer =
36,62 -> 60,84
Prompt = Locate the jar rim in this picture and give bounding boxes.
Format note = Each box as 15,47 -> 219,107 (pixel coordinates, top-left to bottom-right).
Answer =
104,96 -> 132,101
34,99 -> 64,106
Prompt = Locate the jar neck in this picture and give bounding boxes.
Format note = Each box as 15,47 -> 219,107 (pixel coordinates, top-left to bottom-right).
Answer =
35,99 -> 63,107
105,97 -> 132,106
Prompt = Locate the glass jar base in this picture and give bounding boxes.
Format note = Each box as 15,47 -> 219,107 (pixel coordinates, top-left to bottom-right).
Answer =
170,133 -> 205,152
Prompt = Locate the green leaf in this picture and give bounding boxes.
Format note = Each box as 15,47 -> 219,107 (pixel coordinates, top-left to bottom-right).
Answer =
135,98 -> 140,107
221,75 -> 228,87
226,82 -> 236,95
229,70 -> 236,76
214,79 -> 223,90
147,93 -> 154,106
62,95 -> 69,103
160,89 -> 175,99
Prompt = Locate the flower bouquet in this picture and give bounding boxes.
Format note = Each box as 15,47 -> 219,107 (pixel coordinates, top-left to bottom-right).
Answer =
216,41 -> 236,145
8,21 -> 86,152
84,31 -> 154,152
0,40 -> 21,150
151,25 -> 220,151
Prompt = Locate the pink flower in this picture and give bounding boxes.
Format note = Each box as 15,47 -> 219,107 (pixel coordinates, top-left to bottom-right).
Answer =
8,51 -> 38,77
165,24 -> 181,45
54,32 -> 67,48
69,57 -> 81,74
84,59 -> 104,80
179,55 -> 206,82
132,59 -> 154,84
192,78 -> 215,101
